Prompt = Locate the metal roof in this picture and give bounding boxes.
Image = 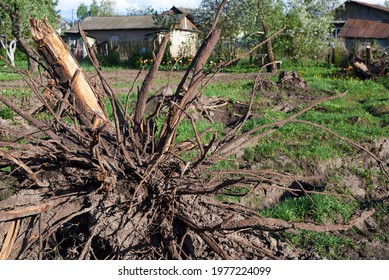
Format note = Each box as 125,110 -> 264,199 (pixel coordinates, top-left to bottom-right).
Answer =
338,19 -> 389,38
68,14 -> 192,33
70,15 -> 159,32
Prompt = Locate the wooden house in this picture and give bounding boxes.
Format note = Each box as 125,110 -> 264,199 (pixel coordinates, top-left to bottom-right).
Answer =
334,1 -> 389,51
64,7 -> 199,61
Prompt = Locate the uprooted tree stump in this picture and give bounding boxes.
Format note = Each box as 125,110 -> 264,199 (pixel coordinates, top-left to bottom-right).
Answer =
1,2 -> 386,260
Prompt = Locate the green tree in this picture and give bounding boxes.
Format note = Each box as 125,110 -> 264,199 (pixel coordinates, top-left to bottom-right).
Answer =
384,0 -> 389,8
195,0 -> 242,61
0,0 -> 58,71
126,6 -> 154,16
76,0 -> 116,18
76,3 -> 89,20
196,0 -> 285,64
89,0 -> 100,16
98,0 -> 115,16
197,0 -> 340,64
236,0 -> 285,72
283,0 -> 340,62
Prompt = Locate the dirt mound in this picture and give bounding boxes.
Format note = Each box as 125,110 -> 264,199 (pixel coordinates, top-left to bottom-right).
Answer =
278,71 -> 308,90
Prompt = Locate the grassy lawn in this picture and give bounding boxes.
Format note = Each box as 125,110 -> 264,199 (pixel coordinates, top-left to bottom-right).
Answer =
244,65 -> 389,162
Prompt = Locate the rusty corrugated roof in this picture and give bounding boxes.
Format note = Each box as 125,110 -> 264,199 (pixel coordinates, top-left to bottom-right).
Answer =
338,19 -> 389,38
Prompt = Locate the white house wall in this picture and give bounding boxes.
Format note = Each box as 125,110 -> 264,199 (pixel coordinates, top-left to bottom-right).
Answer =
169,30 -> 198,58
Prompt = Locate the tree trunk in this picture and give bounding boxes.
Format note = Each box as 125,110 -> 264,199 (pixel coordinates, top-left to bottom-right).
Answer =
16,38 -> 39,72
30,19 -> 107,128
261,21 -> 276,73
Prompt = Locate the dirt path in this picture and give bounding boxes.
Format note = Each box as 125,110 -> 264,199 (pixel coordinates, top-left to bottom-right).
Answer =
0,69 -> 258,94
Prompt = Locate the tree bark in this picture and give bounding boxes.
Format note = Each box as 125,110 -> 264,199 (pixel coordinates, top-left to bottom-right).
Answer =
261,21 -> 276,73
30,19 -> 107,128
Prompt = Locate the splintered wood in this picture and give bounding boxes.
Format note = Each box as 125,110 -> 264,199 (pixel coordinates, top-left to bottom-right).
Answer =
30,18 -> 106,128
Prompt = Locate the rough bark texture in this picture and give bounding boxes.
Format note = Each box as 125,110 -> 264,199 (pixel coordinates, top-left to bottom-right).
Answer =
261,21 -> 276,73
30,19 -> 107,127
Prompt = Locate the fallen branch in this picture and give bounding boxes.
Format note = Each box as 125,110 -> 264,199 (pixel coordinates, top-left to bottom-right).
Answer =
0,195 -> 79,223
220,208 -> 376,232
0,219 -> 20,260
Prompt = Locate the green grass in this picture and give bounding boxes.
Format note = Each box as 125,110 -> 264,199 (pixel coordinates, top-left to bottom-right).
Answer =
0,70 -> 22,81
0,88 -> 31,98
242,65 -> 389,162
0,89 -> 32,120
203,80 -> 253,102
260,193 -> 359,259
285,230 -> 354,259
261,194 -> 358,224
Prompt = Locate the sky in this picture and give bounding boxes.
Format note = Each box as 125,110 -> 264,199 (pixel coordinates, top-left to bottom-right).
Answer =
57,0 -> 387,21
57,0 -> 202,20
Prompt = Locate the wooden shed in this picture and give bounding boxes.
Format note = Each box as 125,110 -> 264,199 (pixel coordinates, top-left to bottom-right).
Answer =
334,1 -> 389,51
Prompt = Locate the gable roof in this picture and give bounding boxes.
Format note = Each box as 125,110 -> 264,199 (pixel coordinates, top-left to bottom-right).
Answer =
346,1 -> 389,13
71,16 -> 159,31
338,18 -> 389,38
170,6 -> 195,15
68,13 -> 198,33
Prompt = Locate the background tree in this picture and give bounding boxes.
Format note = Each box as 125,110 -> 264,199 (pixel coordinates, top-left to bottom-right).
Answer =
0,0 -> 58,71
98,0 -> 115,16
195,0 -> 285,64
282,0 -> 341,62
126,6 -> 154,16
76,0 -> 116,18
196,0 -> 340,64
384,0 -> 389,8
0,14 -> 17,66
76,3 -> 89,20
89,0 -> 100,16
237,0 -> 285,72
195,0 -> 242,61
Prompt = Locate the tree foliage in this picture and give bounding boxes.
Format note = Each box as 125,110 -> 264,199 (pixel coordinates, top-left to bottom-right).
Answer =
75,0 -> 116,19
76,3 -> 89,20
126,6 -> 154,16
196,0 -> 341,62
89,0 -> 100,16
283,0 -> 340,61
98,0 -> 115,16
195,0 -> 285,61
0,0 -> 58,70
0,0 -> 58,39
